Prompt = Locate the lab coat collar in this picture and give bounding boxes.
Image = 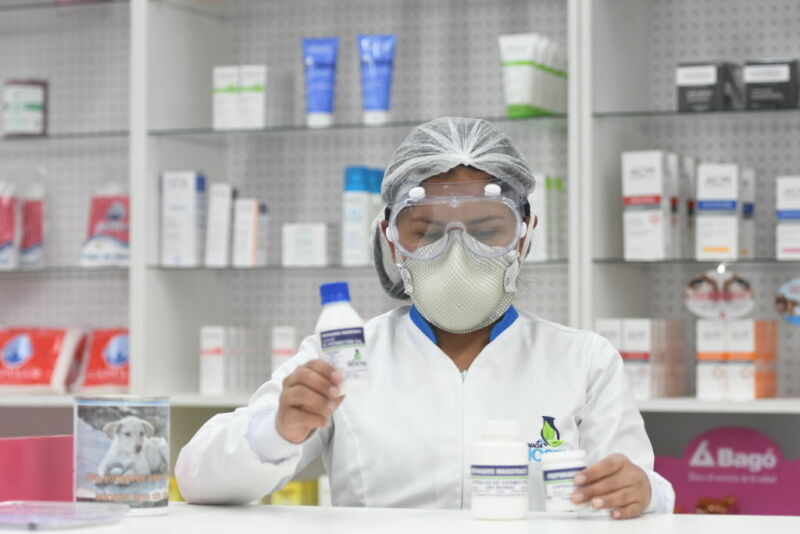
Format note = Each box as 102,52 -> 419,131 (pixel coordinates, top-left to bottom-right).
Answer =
408,305 -> 519,345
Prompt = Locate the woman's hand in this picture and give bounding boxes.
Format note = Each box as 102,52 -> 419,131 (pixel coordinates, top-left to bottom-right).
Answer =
570,453 -> 651,519
276,360 -> 345,444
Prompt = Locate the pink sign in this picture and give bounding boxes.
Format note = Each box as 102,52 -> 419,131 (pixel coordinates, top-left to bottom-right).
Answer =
656,426 -> 800,515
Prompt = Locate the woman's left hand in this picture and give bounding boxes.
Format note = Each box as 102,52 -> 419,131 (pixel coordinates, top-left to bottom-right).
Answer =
570,453 -> 651,519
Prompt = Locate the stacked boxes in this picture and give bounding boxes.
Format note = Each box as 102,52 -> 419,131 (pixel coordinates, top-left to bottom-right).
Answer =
595,319 -> 686,401
696,320 -> 777,402
199,326 -> 270,395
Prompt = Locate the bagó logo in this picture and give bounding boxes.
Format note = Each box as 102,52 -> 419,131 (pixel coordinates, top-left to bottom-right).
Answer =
103,334 -> 129,367
2,334 -> 33,368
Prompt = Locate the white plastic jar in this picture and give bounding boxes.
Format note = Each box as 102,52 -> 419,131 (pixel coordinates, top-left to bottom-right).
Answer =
541,450 -> 588,512
470,420 -> 529,520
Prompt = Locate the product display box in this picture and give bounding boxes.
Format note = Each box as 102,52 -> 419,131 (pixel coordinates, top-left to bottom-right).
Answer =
744,58 -> 799,110
675,62 -> 742,111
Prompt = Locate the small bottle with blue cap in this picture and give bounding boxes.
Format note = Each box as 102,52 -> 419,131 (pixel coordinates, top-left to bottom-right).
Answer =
314,282 -> 369,393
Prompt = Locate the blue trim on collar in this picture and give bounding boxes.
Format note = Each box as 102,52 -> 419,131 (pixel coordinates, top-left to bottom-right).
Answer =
409,305 -> 438,344
408,305 -> 519,344
489,305 -> 518,341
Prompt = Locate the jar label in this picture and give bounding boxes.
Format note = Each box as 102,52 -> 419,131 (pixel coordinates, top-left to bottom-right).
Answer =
320,327 -> 367,383
543,466 -> 584,503
471,464 -> 529,498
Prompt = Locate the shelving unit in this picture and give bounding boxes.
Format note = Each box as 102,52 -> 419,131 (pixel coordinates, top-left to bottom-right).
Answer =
2,0 -> 798,476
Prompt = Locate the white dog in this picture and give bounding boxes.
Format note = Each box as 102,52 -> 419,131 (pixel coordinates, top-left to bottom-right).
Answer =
97,416 -> 169,483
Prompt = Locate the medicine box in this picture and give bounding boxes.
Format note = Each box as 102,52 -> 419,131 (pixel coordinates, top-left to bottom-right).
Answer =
282,223 -> 329,267
696,320 -> 727,402
744,58 -> 799,110
205,183 -> 236,267
161,171 -> 206,267
622,151 -> 670,261
2,79 -> 48,136
675,62 -> 742,111
233,198 -> 268,267
695,163 -> 739,260
776,176 -> 800,260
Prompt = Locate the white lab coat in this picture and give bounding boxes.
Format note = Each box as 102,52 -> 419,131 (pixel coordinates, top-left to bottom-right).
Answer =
176,306 -> 675,513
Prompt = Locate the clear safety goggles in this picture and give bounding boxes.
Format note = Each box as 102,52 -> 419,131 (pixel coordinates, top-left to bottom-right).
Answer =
387,181 -> 527,260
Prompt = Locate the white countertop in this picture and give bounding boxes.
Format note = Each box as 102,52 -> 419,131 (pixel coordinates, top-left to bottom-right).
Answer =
87,503 -> 800,534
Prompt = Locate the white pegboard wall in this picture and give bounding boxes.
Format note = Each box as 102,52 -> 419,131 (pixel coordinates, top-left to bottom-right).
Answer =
0,2 -> 129,134
0,272 -> 128,328
229,0 -> 567,125
650,0 -> 800,111
648,264 -> 800,398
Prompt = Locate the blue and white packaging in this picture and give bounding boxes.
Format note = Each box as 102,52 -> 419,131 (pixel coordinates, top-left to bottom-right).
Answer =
303,37 -> 339,128
776,176 -> 800,260
0,182 -> 20,270
341,166 -> 372,266
160,171 -> 206,267
358,34 -> 397,126
695,163 -> 740,260
367,168 -> 384,225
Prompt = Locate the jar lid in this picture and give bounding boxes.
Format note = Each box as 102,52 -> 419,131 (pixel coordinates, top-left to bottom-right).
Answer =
541,449 -> 586,464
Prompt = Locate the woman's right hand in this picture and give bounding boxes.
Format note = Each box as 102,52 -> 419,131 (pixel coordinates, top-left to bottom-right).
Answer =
276,360 -> 345,444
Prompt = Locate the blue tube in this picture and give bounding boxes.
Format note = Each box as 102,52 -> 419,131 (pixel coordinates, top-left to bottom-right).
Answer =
303,37 -> 339,127
358,34 -> 397,125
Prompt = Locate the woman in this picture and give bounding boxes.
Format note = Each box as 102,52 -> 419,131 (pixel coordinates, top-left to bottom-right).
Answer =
176,118 -> 675,519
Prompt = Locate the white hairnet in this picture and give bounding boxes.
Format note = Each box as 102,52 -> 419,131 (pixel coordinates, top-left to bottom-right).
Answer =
372,117 -> 537,299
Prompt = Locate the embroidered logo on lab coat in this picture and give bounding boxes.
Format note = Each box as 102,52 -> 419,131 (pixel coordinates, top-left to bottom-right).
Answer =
528,416 -> 565,462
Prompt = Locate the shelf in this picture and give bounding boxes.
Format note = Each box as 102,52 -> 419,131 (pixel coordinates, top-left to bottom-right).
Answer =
149,260 -> 568,272
0,0 -> 127,13
149,115 -> 568,143
638,398 -> 800,415
0,393 -> 251,409
0,266 -> 128,275
169,393 -> 251,408
0,130 -> 128,144
594,258 -> 797,266
594,108 -> 800,120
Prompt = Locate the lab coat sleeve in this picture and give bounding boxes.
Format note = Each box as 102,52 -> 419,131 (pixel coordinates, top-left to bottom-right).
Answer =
577,334 -> 676,514
175,336 -> 330,504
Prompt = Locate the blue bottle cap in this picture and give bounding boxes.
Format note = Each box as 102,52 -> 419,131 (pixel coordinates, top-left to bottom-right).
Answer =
344,167 -> 369,192
320,282 -> 351,305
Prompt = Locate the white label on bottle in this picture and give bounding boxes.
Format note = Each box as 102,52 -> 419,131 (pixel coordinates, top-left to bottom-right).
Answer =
471,465 -> 529,498
744,64 -> 791,84
543,466 -> 584,503
676,65 -> 718,86
320,327 -> 367,382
